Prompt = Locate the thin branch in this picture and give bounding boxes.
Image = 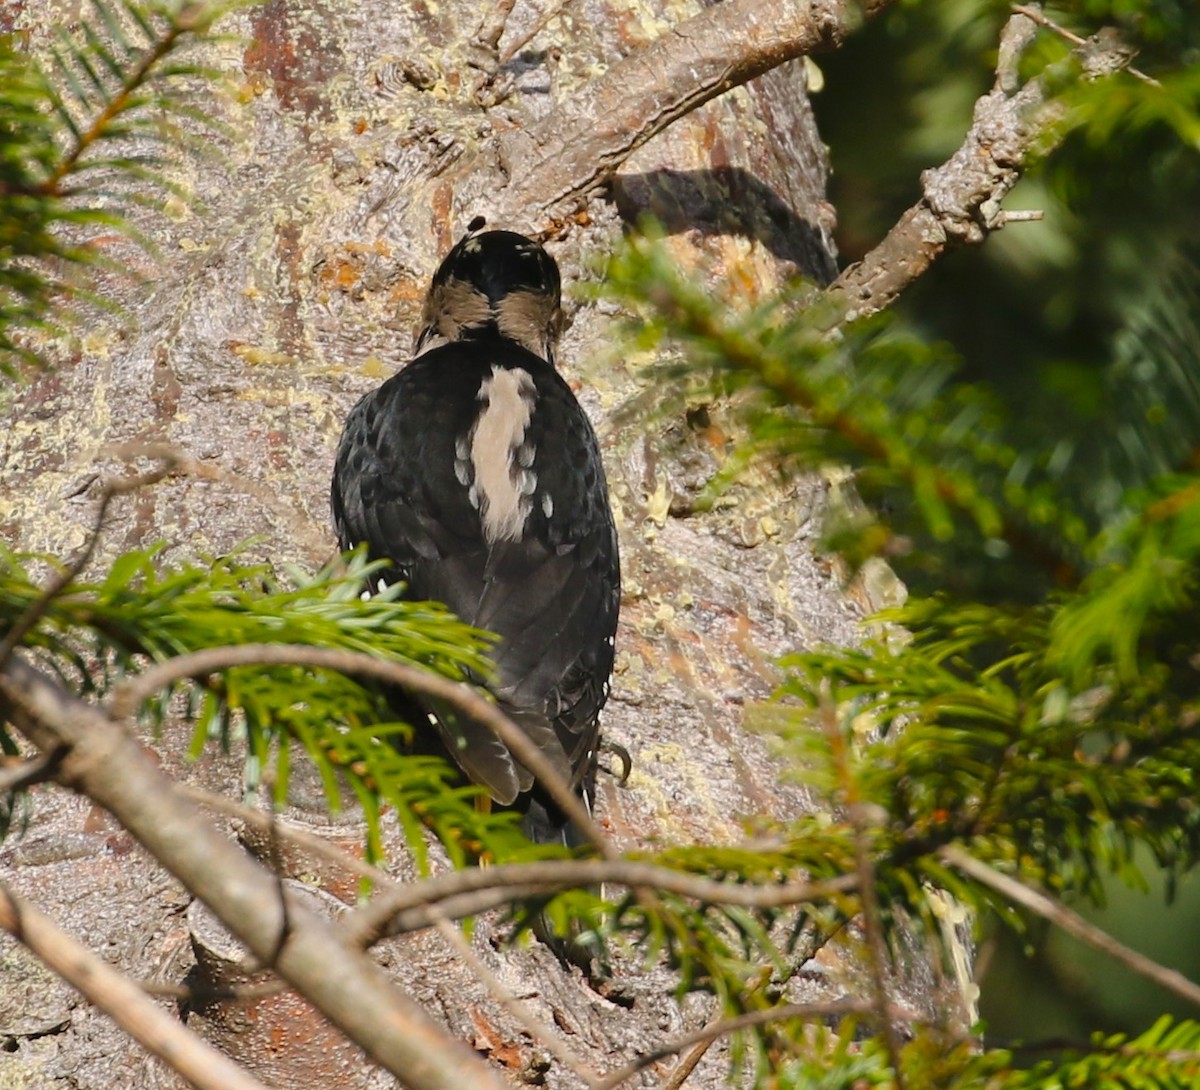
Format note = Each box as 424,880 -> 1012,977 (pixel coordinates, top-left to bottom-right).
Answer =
429,913 -> 600,1085
0,745 -> 69,792
0,880 -> 271,1090
345,859 -> 856,948
494,0 -> 895,223
821,694 -> 908,1086
498,0 -> 579,65
655,1017 -> 716,1090
592,1000 -> 881,1090
107,641 -> 614,859
941,845 -> 1200,1010
0,653 -> 511,1090
825,8 -> 1144,324
1011,5 -> 1159,86
0,446 -> 183,673
656,973 -> 780,1090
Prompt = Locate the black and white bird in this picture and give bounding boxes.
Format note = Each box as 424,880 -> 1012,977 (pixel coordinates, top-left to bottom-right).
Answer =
330,226 -> 620,847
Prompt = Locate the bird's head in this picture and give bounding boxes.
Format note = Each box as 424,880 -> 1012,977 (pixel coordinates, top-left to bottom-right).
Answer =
416,225 -> 563,360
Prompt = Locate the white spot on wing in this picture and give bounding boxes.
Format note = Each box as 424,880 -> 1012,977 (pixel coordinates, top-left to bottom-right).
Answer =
541,492 -> 554,518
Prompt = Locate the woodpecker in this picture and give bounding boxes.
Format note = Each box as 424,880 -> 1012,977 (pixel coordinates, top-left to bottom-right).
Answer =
330,227 -> 620,847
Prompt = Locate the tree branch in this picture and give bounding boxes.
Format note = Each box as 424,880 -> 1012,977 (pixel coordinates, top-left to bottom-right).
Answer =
495,0 -> 894,222
0,653 -> 510,1090
825,8 -> 1141,322
107,640 -> 613,859
941,845 -> 1200,1011
0,880 -> 271,1090
346,859 -> 856,947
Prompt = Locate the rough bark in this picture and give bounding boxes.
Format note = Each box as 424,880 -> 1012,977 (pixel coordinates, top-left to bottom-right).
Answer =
0,1 -> 939,1088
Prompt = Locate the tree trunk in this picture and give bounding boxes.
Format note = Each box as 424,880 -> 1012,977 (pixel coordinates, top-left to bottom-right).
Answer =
1,1 -> 945,1087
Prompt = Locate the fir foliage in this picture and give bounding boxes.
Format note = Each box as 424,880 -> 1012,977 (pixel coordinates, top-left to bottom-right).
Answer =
0,0 -> 228,372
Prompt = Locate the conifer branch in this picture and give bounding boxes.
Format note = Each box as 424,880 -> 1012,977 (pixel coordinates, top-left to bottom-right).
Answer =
0,652 -> 511,1090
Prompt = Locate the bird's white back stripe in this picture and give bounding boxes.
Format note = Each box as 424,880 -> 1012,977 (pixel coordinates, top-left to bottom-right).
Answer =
471,366 -> 536,543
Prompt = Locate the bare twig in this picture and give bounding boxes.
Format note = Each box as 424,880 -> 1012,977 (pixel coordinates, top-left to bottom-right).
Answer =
941,845 -> 1200,1010
498,0 -> 578,65
997,209 -> 1044,223
0,653 -> 511,1090
1011,5 -> 1159,86
654,1001 -> 734,1090
107,641 -> 613,859
346,859 -> 856,947
593,1000 -> 882,1090
0,880 -> 271,1090
0,745 -> 69,793
430,913 -> 599,1084
820,694 -> 907,1087
825,8 -> 1147,324
494,0 -> 894,223
655,1030 -> 713,1090
0,447 -> 183,673
261,798 -> 292,971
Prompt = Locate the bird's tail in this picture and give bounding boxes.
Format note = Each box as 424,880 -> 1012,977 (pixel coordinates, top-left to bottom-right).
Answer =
519,789 -> 589,848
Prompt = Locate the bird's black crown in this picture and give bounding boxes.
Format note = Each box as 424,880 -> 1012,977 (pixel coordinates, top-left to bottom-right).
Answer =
431,229 -> 561,308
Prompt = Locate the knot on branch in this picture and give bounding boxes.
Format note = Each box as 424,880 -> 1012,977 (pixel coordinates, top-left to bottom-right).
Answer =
918,90 -> 1031,244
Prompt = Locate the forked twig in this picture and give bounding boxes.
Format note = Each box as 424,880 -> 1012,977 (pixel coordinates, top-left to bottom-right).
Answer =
498,0 -> 578,65
1011,5 -> 1159,86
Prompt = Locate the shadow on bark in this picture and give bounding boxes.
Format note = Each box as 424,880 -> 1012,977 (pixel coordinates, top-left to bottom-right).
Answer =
612,166 -> 837,283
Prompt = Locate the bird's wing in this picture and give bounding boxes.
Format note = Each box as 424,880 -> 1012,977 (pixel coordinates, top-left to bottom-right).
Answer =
331,355 -> 484,583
